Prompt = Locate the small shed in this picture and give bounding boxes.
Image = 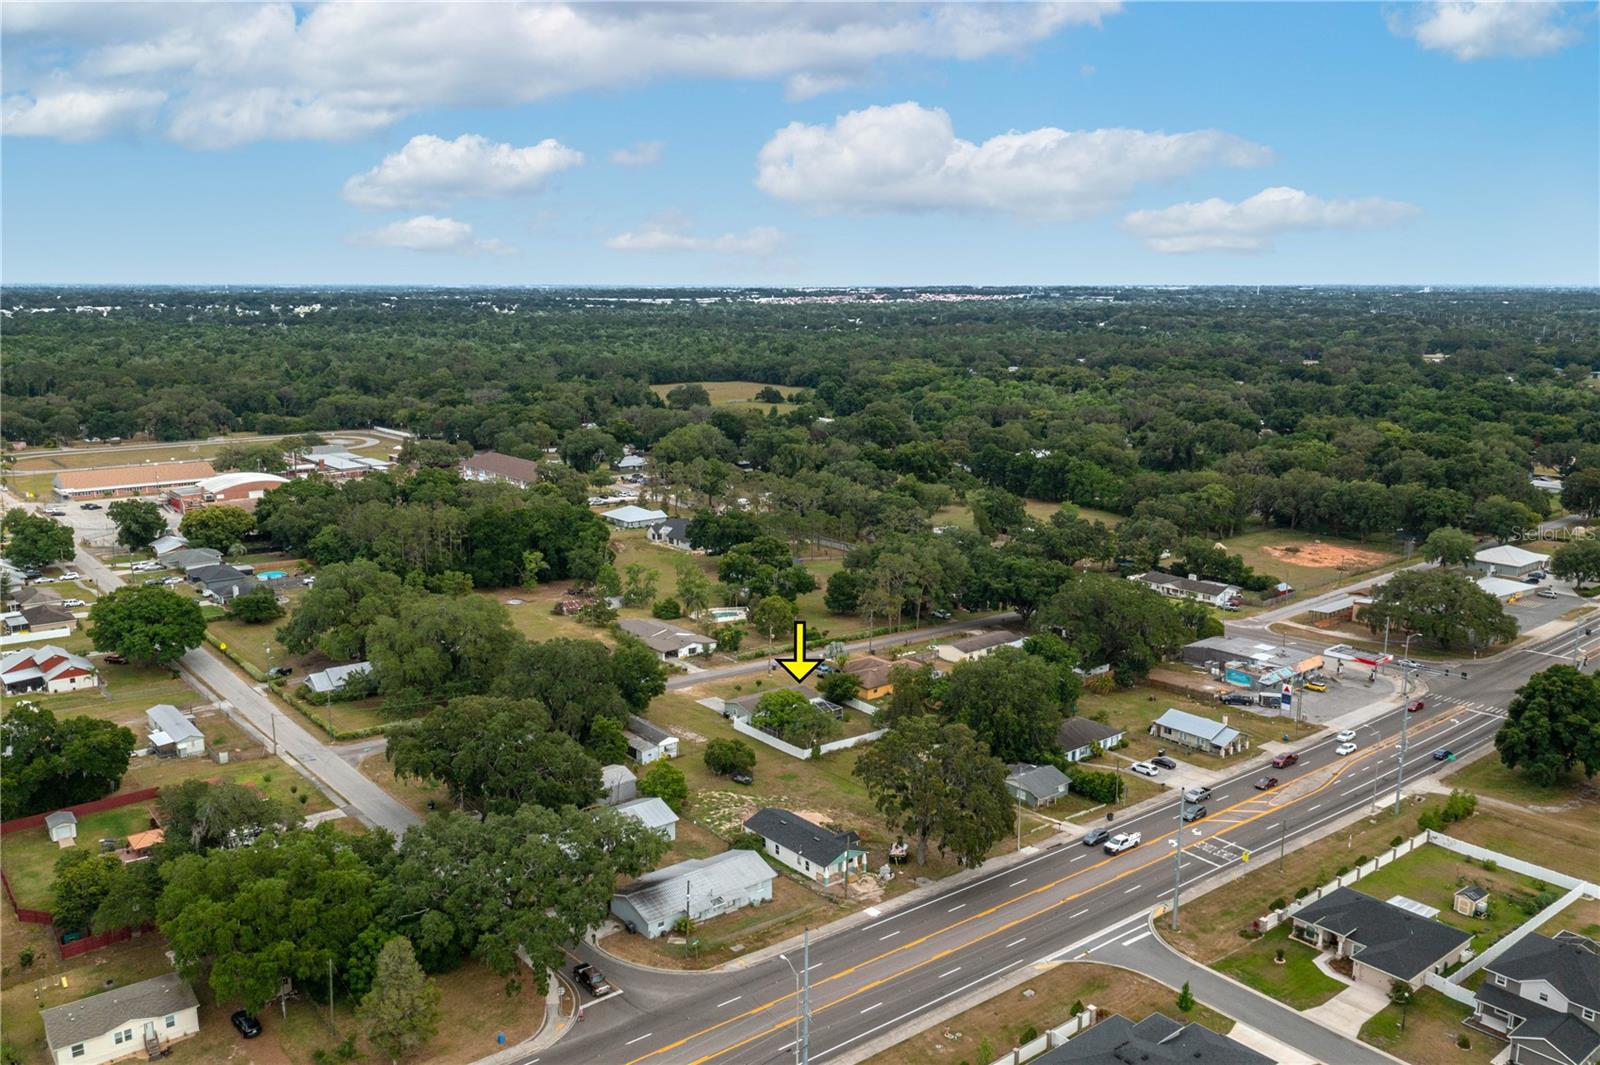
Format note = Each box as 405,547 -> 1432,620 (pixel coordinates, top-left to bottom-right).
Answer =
145,704 -> 205,758
600,764 -> 638,806
1455,884 -> 1490,918
45,810 -> 77,847
613,797 -> 679,841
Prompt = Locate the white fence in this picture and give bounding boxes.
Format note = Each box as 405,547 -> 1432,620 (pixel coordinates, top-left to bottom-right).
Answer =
0,624 -> 74,646
985,1006 -> 1099,1065
1263,830 -> 1432,928
728,715 -> 885,761
1423,831 -> 1592,892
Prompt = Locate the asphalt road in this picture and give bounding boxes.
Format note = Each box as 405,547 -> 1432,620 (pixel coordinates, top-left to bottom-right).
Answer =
534,615 -> 1593,1065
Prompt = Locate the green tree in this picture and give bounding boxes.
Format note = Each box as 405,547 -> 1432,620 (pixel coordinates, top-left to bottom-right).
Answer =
611,634 -> 669,710
665,383 -> 712,409
558,427 -> 622,472
0,704 -> 136,819
87,585 -> 206,665
1470,496 -> 1540,543
360,936 -> 441,1063
1,512 -> 75,569
385,806 -> 666,982
881,663 -> 946,724
823,569 -> 863,614
622,563 -> 659,607
367,593 -> 518,699
941,648 -> 1065,763
1550,538 -> 1600,590
492,638 -> 644,739
158,826 -> 388,1012
749,595 -> 797,643
107,500 -> 167,553
226,585 -> 284,623
1420,526 -> 1477,567
51,852 -> 120,932
673,556 -> 714,617
968,488 -> 1026,539
587,715 -> 629,764
157,778 -> 300,853
637,760 -> 690,813
704,738 -> 757,777
817,670 -> 862,705
91,861 -> 158,934
854,715 -> 1011,866
521,549 -> 548,587
1363,569 -> 1518,650
751,689 -> 840,748
1496,666 -> 1600,786
178,505 -> 257,553
1176,981 -> 1195,1013
1389,979 -> 1413,1030
1561,468 -> 1600,518
388,696 -> 601,815
276,560 -> 413,660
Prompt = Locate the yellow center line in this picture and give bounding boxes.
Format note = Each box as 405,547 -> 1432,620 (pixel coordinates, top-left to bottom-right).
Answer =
630,713 -> 1458,1065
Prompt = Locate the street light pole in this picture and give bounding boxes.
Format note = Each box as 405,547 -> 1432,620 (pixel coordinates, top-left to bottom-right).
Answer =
778,930 -> 811,1065
1170,796 -> 1184,931
1393,635 -> 1416,816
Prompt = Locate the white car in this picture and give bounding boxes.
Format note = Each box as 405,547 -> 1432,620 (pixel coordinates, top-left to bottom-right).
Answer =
30,576 -> 59,584
1104,831 -> 1142,854
160,576 -> 184,586
60,598 -> 87,608
131,561 -> 164,572
1336,729 -> 1356,742
1336,742 -> 1358,756
1130,761 -> 1161,777
60,571 -> 80,581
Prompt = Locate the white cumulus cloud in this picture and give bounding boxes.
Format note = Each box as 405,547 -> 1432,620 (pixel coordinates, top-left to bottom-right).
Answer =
609,140 -> 664,167
1,86 -> 166,141
1121,186 -> 1421,253
606,216 -> 782,256
1387,2 -> 1584,60
755,102 -> 1273,220
348,214 -> 513,255
342,133 -> 583,210
0,2 -> 1119,146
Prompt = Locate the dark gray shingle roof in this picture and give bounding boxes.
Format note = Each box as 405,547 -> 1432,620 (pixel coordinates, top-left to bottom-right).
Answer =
745,807 -> 859,867
1056,716 -> 1124,752
1033,1013 -> 1273,1065
1487,932 -> 1600,1012
1295,887 -> 1471,980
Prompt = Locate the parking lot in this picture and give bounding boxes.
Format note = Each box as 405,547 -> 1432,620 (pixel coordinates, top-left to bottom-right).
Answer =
40,496 -> 182,551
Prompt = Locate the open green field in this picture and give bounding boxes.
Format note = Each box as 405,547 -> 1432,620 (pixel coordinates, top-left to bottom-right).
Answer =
649,380 -> 798,409
1359,987 -> 1496,1065
1222,528 -> 1401,597
1213,924 -> 1344,1009
868,962 -> 1232,1065
932,499 -> 1125,535
1537,895 -> 1600,939
1442,755 -> 1600,809
1354,843 -> 1552,952
1440,786 -> 1600,881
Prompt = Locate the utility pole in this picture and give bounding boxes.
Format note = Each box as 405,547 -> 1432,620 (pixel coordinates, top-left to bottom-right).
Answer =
800,928 -> 810,1065
328,958 -> 335,1035
1169,797 -> 1185,931
1394,637 -> 1416,816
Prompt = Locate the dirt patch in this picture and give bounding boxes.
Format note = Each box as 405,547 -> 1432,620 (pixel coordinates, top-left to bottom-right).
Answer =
1261,541 -> 1392,569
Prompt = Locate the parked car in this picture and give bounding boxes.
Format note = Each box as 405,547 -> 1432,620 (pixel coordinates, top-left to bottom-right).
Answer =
79,503 -> 103,510
1528,571 -> 1547,581
1181,805 -> 1207,823
1536,587 -> 1559,599
1151,755 -> 1178,770
1103,831 -> 1141,855
1254,775 -> 1278,790
731,771 -> 753,786
42,507 -> 66,517
103,654 -> 128,665
60,598 -> 87,608
1081,827 -> 1111,847
1130,761 -> 1160,778
1336,729 -> 1357,742
1182,786 -> 1212,803
1407,699 -> 1425,713
1335,742 -> 1358,756
1271,752 -> 1299,769
231,1011 -> 262,1039
59,571 -> 80,581
931,609 -> 952,621
573,963 -> 614,997
1304,680 -> 1328,692
131,560 -> 164,571
160,576 -> 183,585
1218,693 -> 1254,707
1522,574 -> 1543,585
143,576 -> 168,586
268,666 -> 293,678
30,576 -> 59,584
1432,749 -> 1454,761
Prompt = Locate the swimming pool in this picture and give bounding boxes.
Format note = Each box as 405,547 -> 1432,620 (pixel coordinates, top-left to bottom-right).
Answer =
702,607 -> 748,624
258,570 -> 287,580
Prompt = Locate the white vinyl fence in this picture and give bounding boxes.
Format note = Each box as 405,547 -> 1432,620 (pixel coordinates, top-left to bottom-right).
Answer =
984,1006 -> 1100,1065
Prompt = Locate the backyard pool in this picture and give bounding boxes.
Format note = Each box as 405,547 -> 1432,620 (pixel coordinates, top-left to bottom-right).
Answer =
702,607 -> 748,624
258,570 -> 287,580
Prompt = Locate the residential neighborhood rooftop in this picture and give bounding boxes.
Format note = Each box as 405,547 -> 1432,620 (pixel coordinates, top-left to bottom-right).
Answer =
1294,887 -> 1472,981
1034,1012 -> 1272,1065
612,850 -> 772,928
745,807 -> 860,868
1149,707 -> 1243,748
41,972 -> 198,1053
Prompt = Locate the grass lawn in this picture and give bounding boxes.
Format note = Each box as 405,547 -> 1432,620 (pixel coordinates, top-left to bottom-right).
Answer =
1359,987 -> 1497,1065
2,804 -> 159,910
23,662 -> 201,725
648,380 -> 798,409
359,749 -> 450,818
1442,799 -> 1600,884
204,617 -> 289,674
931,500 -> 1124,536
1352,844 -> 1551,952
1442,756 -> 1600,810
866,961 -> 1230,1065
2,471 -> 58,499
1222,528 -> 1399,598
1536,895 -> 1600,939
1076,684 -> 1319,770
1212,924 -> 1344,1010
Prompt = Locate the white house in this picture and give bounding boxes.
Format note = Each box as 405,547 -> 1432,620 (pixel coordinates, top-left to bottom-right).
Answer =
936,629 -> 1024,664
601,505 -> 669,529
616,618 -> 716,660
744,807 -> 866,886
304,661 -> 372,696
41,973 -> 200,1065
1474,544 -> 1546,579
1149,707 -> 1249,756
1128,571 -> 1242,607
145,704 -> 205,758
610,851 -> 774,940
45,810 -> 77,847
646,518 -> 692,550
615,454 -> 648,472
0,645 -> 97,695
613,796 -> 679,841
624,714 -> 679,764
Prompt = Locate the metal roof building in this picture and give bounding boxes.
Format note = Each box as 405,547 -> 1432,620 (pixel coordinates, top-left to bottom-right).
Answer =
613,796 -> 679,840
610,851 -> 774,940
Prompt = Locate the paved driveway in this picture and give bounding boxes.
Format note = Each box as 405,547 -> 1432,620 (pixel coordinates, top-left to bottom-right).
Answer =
1304,974 -> 1391,1031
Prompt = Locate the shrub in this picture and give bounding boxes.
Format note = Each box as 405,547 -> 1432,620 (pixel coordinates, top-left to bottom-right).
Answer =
1269,897 -> 1287,911
1391,835 -> 1404,848
1441,789 -> 1477,824
1275,948 -> 1286,963
1176,981 -> 1194,1013
1355,855 -> 1369,867
1457,1034 -> 1471,1049
1336,864 -> 1349,877
1417,809 -> 1445,832
975,1039 -> 993,1063
1295,886 -> 1310,900
1070,999 -> 1085,1016
1020,1025 -> 1038,1044
17,950 -> 33,970
704,738 -> 757,777
1481,858 -> 1498,872
728,831 -> 765,851
651,598 -> 682,620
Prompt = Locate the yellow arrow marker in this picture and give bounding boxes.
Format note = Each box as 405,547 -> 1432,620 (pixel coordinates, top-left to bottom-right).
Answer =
777,622 -> 821,683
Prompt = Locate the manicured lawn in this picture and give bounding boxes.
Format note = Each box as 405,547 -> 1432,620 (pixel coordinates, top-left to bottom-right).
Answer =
1359,987 -> 1497,1065
867,961 -> 1230,1065
2,804 -> 159,910
1353,844 -> 1551,952
207,616 -> 292,674
1212,925 -> 1344,1009
24,662 -> 201,725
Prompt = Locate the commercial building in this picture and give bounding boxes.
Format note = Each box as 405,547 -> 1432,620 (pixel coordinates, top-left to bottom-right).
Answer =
164,472 -> 288,512
1181,637 -> 1324,689
610,850 -> 774,940
52,460 -> 216,501
1474,545 -> 1548,579
40,972 -> 200,1065
601,505 -> 670,529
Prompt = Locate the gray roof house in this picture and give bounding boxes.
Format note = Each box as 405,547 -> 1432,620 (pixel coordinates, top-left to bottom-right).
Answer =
744,807 -> 866,885
305,661 -> 373,696
145,704 -> 204,758
1128,571 -> 1242,607
610,850 -> 774,940
148,533 -> 188,556
624,714 -> 679,764
616,617 -> 716,660
41,971 -> 200,1064
936,629 -> 1025,664
1474,932 -> 1600,1065
1034,1013 -> 1272,1065
613,796 -> 679,841
646,518 -> 692,550
1056,717 -> 1126,762
1005,763 -> 1071,808
1292,887 -> 1473,988
162,547 -> 224,571
1149,707 -> 1248,756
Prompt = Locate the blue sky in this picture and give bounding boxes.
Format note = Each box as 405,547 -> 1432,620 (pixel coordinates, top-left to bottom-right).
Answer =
2,2 -> 1595,285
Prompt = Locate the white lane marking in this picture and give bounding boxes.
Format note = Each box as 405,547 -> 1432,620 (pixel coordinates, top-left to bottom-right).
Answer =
879,930 -> 900,941
860,1002 -> 883,1014
1343,784 -> 1370,797
1183,849 -> 1222,868
1121,931 -> 1154,946
1069,908 -> 1089,919
938,967 -> 961,979
811,960 -> 1024,1062
714,996 -> 742,1009
947,903 -> 967,913
1039,911 -> 1149,963
1070,853 -> 1087,862
1010,878 -> 1028,887
857,840 -> 1067,930
1123,883 -> 1143,894
1005,937 -> 1027,948
623,1033 -> 654,1046
1307,803 -> 1321,811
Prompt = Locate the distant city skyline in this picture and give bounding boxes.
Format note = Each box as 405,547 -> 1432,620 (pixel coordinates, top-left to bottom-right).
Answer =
3,2 -> 1596,286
